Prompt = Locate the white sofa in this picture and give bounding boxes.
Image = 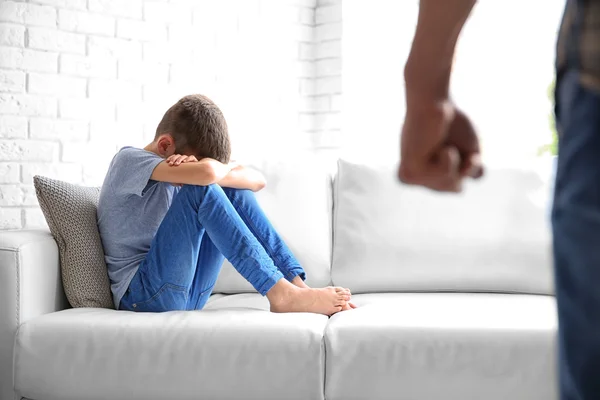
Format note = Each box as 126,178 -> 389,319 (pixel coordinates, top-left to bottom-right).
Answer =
0,159 -> 557,400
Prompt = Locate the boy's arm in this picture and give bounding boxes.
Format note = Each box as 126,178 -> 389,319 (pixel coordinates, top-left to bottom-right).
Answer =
151,158 -> 232,186
153,156 -> 266,191
217,164 -> 266,192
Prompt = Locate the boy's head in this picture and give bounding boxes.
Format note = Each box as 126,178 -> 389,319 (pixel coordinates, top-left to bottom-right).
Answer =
154,94 -> 231,163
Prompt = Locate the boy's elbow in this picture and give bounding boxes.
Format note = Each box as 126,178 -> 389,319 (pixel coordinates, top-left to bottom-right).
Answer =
253,178 -> 267,192
199,164 -> 219,186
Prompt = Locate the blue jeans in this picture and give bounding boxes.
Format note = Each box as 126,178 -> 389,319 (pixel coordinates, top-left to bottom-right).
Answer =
553,68 -> 600,400
120,184 -> 306,312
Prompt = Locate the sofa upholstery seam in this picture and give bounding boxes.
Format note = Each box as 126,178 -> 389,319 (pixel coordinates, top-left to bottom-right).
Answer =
330,159 -> 341,277
13,247 -> 20,400
322,332 -> 327,400
0,246 -> 21,252
0,237 -> 54,253
14,248 -> 20,328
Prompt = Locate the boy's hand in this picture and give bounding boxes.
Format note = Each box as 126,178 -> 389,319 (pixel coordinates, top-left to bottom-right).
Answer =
167,154 -> 198,166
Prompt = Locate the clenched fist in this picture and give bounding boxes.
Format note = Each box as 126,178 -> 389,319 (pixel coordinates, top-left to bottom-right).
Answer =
398,97 -> 484,192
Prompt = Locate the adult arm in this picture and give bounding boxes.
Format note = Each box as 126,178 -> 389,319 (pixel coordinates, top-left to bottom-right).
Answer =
404,0 -> 476,100
399,0 -> 482,192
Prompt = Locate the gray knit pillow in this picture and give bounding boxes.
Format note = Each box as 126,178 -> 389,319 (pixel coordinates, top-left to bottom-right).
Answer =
33,176 -> 114,309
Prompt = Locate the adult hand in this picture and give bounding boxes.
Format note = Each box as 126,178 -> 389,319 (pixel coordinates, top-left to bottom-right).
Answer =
398,96 -> 484,192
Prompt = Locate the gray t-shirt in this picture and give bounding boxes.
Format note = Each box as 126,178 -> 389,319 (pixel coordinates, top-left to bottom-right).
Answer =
97,146 -> 179,308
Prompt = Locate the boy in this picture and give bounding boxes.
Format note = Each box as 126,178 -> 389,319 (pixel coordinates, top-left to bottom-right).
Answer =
98,94 -> 354,315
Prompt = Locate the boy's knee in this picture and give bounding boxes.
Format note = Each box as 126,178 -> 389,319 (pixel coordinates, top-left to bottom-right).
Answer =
179,183 -> 218,193
178,183 -> 227,202
178,184 -> 206,197
220,186 -> 237,196
221,186 -> 253,200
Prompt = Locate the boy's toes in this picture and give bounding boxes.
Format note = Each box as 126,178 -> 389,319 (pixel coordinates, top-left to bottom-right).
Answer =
334,287 -> 351,295
336,292 -> 349,301
335,296 -> 347,306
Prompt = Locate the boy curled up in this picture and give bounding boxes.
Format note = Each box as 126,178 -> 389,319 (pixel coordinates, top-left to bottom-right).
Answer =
97,94 -> 355,315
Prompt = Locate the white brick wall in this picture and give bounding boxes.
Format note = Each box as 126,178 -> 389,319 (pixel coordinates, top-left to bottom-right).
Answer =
0,0 -> 328,229
0,69 -> 26,92
0,2 -> 57,28
310,0 -> 342,150
28,72 -> 87,97
0,23 -> 25,46
0,162 -> 20,183
0,93 -> 57,117
88,0 -> 142,19
58,9 -> 115,36
28,26 -> 86,53
0,47 -> 58,71
0,116 -> 27,138
60,54 -> 117,78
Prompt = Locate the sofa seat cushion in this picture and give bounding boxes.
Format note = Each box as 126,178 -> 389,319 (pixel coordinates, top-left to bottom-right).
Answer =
15,294 -> 328,400
325,293 -> 557,400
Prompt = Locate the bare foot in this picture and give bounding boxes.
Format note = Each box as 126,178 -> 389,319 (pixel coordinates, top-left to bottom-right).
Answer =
290,276 -> 355,303
337,302 -> 358,312
291,275 -> 310,289
289,276 -> 356,314
268,285 -> 351,316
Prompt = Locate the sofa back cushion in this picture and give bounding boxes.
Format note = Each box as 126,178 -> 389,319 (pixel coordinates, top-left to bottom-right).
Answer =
331,159 -> 553,295
33,176 -> 114,308
213,158 -> 334,293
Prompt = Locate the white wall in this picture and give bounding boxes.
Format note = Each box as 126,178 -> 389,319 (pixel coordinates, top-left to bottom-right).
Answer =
311,0 -> 342,150
0,0 -> 317,229
341,0 -> 564,166
452,0 -> 564,167
341,0 -> 416,162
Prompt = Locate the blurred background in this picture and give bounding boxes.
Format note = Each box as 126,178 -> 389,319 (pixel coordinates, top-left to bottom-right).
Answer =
0,0 -> 564,229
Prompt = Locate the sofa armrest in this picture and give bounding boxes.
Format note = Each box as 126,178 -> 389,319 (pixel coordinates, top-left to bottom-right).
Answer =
0,229 -> 68,400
